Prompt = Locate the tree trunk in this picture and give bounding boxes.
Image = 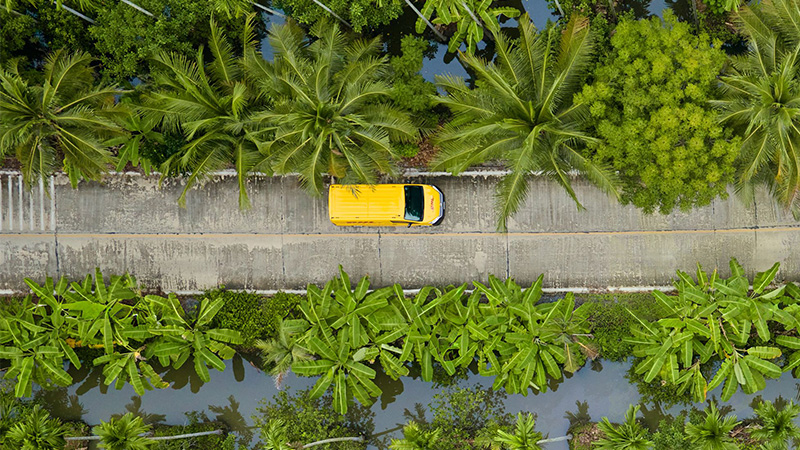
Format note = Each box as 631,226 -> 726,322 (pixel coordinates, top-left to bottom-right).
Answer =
310,0 -> 351,27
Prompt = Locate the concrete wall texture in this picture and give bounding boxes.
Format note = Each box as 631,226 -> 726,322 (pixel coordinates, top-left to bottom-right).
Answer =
0,171 -> 799,292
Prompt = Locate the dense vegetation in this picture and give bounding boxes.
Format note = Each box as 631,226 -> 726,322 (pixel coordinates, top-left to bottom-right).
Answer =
4,0 -> 800,227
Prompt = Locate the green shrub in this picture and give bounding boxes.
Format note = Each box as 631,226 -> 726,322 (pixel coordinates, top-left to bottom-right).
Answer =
579,292 -> 663,361
652,413 -> 691,450
207,290 -> 301,348
253,388 -> 373,449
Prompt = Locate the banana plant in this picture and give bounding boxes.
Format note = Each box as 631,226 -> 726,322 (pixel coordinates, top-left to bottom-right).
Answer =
92,348 -> 168,395
429,289 -> 484,375
415,0 -> 519,53
144,294 -> 242,382
627,259 -> 788,401
774,283 -> 800,377
394,284 -> 462,382
0,295 -> 73,397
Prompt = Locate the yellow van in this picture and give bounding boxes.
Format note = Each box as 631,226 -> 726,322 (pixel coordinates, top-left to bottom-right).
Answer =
328,184 -> 445,227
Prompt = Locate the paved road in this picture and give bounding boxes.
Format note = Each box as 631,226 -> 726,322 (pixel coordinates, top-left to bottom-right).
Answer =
1,171 -> 799,292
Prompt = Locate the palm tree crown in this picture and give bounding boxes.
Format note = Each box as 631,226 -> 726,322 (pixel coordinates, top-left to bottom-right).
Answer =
254,20 -> 417,196
593,404 -> 653,450
93,412 -> 154,450
145,15 -> 270,208
684,402 -> 741,450
712,0 -> 800,218
751,400 -> 800,450
432,14 -> 619,230
5,405 -> 69,450
0,50 -> 122,187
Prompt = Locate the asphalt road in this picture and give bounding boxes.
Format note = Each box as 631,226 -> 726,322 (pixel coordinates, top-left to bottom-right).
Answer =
1,171 -> 799,292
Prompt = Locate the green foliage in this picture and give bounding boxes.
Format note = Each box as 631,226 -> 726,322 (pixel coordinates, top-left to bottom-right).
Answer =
713,0 -> 800,219
750,399 -> 800,450
433,14 -> 619,231
93,412 -> 154,450
0,269 -> 242,397
391,421 -> 444,450
415,0 -> 519,53
0,50 -> 124,188
144,14 -> 271,209
492,413 -> 543,450
5,404 -> 69,450
89,0 -> 262,82
701,0 -> 740,15
139,131 -> 187,172
278,267 -> 592,413
0,10 -> 38,68
274,0 -> 403,31
207,290 -> 300,347
427,384 -> 512,443
256,20 -> 417,196
253,388 -> 373,449
581,292 -> 663,361
684,402 -> 740,450
576,11 -> 739,215
651,413 -> 691,450
594,404 -> 653,450
389,36 -> 439,127
626,259 -> 800,403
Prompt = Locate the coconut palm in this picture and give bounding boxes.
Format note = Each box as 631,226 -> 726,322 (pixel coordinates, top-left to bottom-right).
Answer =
593,405 -> 653,450
684,402 -> 741,450
5,405 -> 69,450
254,320 -> 312,388
253,20 -> 418,196
751,400 -> 800,450
0,50 -> 123,188
712,0 -> 800,219
492,413 -> 543,450
144,14 -> 270,208
93,412 -> 153,450
432,14 -> 620,231
390,422 -> 444,450
260,418 -> 292,450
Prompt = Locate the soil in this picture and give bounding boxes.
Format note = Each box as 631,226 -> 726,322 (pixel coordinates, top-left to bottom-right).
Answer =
399,137 -> 440,169
570,422 -> 605,450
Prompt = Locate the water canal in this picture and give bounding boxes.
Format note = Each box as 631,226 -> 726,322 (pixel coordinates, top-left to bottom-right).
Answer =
38,356 -> 800,449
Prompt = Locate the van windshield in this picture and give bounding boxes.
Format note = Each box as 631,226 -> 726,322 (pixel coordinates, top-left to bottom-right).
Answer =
404,186 -> 424,222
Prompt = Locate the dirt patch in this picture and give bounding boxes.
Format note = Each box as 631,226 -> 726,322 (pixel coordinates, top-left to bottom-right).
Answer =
399,137 -> 439,170
570,422 -> 605,450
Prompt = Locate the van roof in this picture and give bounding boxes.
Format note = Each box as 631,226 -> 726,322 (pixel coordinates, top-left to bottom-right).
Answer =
328,184 -> 405,220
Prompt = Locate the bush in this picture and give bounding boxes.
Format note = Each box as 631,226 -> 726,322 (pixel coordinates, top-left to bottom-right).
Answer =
579,292 -> 664,361
207,290 -> 301,348
254,388 -> 374,449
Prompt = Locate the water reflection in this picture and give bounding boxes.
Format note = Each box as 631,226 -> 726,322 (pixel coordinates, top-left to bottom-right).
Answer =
39,357 -> 800,450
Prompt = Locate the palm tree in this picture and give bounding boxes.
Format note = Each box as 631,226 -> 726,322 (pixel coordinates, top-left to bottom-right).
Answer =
712,0 -> 800,219
493,413 -> 543,450
0,50 -> 123,188
593,405 -> 653,450
432,14 -> 620,231
144,15 -> 270,208
390,422 -> 444,450
253,19 -> 418,196
5,405 -> 69,450
684,402 -> 741,450
93,412 -> 153,450
751,400 -> 800,450
254,320 -> 312,388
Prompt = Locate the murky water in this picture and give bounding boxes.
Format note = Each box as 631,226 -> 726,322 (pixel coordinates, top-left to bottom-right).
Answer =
37,355 -> 800,450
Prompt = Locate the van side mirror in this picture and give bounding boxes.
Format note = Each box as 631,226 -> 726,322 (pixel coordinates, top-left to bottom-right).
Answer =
407,223 -> 412,228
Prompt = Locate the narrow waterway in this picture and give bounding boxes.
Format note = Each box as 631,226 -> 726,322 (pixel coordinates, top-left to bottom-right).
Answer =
38,356 -> 800,449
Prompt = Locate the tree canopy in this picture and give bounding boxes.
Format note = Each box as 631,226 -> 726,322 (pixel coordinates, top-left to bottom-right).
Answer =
576,12 -> 740,215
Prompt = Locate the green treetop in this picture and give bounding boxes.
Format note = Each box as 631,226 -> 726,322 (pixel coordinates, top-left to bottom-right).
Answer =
576,11 -> 740,215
